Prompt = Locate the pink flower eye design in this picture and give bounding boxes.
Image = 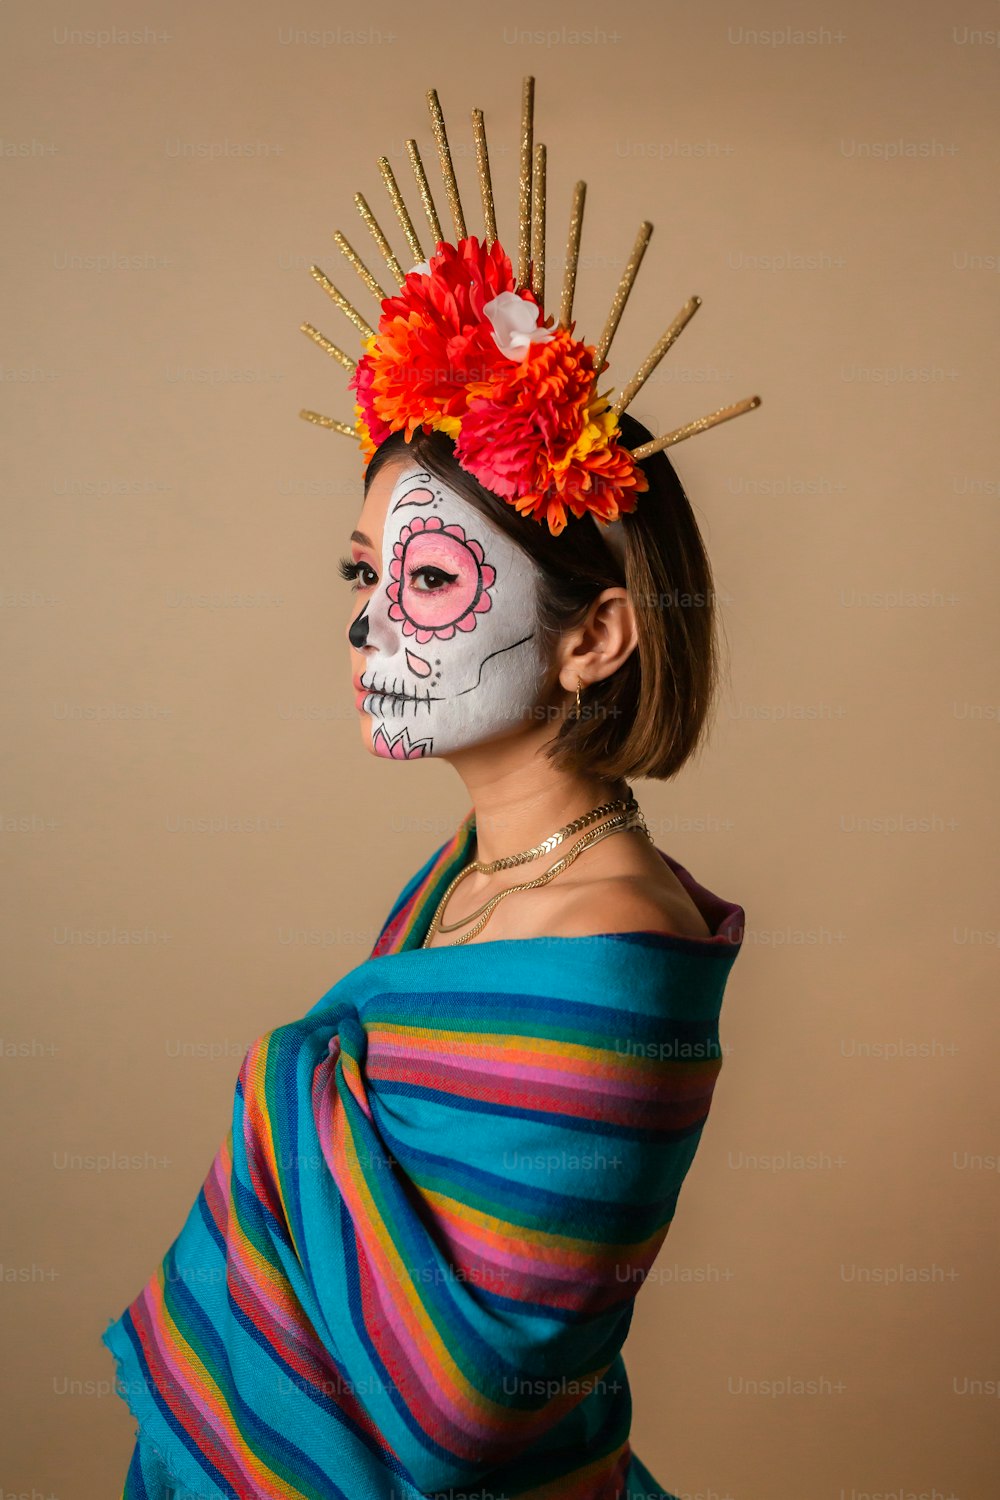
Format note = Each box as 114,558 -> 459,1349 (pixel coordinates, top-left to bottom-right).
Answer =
386,516 -> 496,643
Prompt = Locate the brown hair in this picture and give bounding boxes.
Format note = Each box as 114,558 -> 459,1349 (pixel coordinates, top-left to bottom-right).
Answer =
363,413 -> 721,782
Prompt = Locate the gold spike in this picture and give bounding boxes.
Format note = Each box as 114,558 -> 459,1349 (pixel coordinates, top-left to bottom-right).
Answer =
612,297 -> 702,417
471,109 -> 497,247
517,76 -> 535,287
559,181 -> 586,328
332,232 -> 387,303
299,410 -> 360,440
531,143 -> 546,305
308,265 -> 376,341
377,156 -> 423,265
405,139 -> 443,247
300,322 -> 357,371
629,396 -> 763,460
426,88 -> 466,241
592,222 -> 653,374
353,193 -> 405,284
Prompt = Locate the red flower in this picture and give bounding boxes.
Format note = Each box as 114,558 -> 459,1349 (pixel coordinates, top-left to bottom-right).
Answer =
351,343 -> 392,462
350,237 -> 540,442
455,328 -> 647,535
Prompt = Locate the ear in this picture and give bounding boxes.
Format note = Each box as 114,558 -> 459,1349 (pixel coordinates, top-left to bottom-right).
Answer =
556,587 -> 639,692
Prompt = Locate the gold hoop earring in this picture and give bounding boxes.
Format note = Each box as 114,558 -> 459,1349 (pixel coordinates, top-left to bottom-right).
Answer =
574,676 -> 584,719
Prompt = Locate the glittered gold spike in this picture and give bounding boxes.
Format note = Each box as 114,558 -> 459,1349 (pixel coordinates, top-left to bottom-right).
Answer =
333,231 -> 387,303
592,222 -> 653,374
531,143 -> 546,305
308,265 -> 376,341
426,88 -> 466,241
517,76 -> 535,287
405,139 -> 443,248
559,181 -> 586,328
377,156 -> 423,265
471,109 -> 497,247
299,410 -> 360,440
353,193 -> 405,285
629,396 -> 762,460
612,297 -> 702,417
300,322 -> 357,371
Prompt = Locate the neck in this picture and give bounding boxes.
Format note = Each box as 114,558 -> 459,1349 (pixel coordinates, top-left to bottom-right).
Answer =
443,731 -> 630,865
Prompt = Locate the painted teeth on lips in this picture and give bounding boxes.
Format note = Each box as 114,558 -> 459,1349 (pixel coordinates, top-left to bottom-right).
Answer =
360,675 -> 418,701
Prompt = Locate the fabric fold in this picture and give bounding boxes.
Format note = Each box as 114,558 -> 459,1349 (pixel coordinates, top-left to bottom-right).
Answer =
103,812 -> 744,1499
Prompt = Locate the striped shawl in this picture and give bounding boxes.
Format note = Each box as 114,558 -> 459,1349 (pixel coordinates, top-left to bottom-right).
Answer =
103,809 -> 744,1499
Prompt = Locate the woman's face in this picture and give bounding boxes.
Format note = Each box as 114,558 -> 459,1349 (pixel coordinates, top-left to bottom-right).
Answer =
345,457 -> 552,759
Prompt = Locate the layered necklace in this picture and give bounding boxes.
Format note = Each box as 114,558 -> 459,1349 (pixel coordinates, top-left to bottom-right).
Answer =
421,786 -> 652,948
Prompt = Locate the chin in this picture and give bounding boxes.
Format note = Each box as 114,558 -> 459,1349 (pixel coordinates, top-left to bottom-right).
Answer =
364,717 -> 435,760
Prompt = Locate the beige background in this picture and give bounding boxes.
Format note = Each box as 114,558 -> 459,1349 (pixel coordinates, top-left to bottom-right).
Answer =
3,0 -> 998,1495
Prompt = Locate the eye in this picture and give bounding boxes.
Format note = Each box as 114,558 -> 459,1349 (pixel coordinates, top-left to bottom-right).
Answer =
408,565 -> 458,591
338,556 -> 378,590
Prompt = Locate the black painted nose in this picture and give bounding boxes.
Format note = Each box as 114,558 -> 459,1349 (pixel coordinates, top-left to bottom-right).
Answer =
348,610 -> 369,649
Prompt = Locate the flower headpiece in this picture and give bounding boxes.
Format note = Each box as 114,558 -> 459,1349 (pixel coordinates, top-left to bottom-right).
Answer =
300,79 -> 761,538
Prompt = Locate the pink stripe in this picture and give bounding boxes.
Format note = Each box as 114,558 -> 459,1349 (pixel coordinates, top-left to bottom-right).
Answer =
134,1286 -> 263,1495
372,1047 -> 653,1101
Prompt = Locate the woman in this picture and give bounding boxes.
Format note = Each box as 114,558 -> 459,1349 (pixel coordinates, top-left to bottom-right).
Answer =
102,80 -> 753,1500
351,415 -> 725,927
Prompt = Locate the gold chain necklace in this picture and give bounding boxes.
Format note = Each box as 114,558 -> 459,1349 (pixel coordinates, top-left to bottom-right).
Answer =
433,798 -> 636,932
421,790 -> 652,948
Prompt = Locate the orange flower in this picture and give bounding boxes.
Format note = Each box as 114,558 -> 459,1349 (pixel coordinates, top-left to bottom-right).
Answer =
455,328 -> 647,535
350,237 -> 535,442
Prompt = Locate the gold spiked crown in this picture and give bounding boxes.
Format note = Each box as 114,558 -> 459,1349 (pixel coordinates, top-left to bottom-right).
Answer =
300,77 -> 761,538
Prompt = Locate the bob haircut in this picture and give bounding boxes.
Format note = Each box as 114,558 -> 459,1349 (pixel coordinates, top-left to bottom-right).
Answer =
363,412 -> 721,783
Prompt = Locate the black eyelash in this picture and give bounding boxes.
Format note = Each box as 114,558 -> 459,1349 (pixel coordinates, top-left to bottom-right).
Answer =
338,555 -> 375,586
407,567 -> 458,584
338,556 -> 458,589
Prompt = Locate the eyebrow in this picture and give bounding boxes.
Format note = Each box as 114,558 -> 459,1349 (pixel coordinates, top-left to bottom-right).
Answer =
351,474 -> 433,548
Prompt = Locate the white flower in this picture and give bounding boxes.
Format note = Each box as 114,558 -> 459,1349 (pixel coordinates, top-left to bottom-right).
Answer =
483,291 -> 554,362
406,259 -> 432,278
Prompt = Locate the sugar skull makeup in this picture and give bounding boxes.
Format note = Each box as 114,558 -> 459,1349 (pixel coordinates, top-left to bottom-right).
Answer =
347,461 -> 551,759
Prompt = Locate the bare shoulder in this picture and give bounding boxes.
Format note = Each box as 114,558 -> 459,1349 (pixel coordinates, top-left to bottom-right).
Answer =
447,833 -> 718,947
543,868 -> 714,942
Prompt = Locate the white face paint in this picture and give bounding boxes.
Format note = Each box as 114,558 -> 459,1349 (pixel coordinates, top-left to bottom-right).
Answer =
349,461 -> 551,759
